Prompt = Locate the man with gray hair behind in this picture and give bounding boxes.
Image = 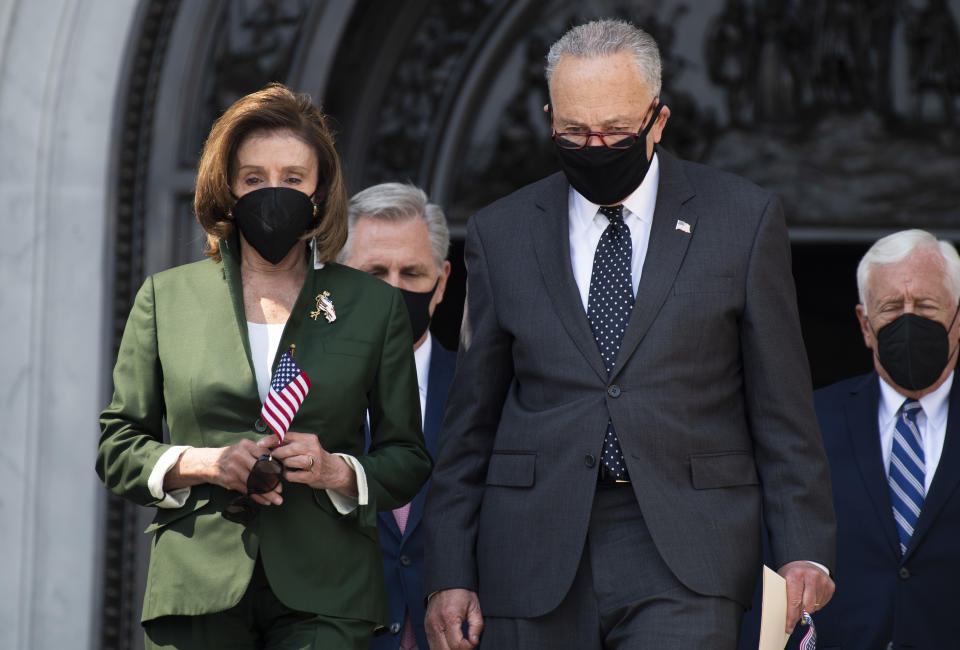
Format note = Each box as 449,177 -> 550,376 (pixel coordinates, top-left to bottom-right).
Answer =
796,229 -> 960,649
423,17 -> 835,650
340,182 -> 456,650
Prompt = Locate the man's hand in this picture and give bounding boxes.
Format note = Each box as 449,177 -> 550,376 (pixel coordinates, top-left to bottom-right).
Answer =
779,560 -> 835,633
425,588 -> 483,649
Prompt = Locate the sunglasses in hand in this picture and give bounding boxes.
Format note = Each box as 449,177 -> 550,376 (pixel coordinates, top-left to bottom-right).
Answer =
222,454 -> 283,525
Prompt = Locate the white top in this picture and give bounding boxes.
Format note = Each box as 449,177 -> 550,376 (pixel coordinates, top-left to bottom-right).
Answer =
568,152 -> 660,310
247,321 -> 285,403
877,371 -> 953,493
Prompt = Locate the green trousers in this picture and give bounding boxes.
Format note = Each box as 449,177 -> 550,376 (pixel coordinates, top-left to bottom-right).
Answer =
143,559 -> 374,650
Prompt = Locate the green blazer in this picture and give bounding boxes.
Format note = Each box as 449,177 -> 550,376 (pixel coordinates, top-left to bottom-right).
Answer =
97,237 -> 432,626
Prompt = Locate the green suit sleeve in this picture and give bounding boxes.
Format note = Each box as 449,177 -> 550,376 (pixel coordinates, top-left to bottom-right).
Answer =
97,276 -> 172,506
359,288 -> 433,513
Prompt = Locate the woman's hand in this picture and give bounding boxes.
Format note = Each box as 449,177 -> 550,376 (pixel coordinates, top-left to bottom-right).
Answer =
261,432 -> 358,496
163,439 -> 284,505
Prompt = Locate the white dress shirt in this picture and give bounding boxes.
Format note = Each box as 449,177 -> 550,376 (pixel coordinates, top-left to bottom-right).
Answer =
877,372 -> 952,493
568,152 -> 660,309
414,334 -> 432,421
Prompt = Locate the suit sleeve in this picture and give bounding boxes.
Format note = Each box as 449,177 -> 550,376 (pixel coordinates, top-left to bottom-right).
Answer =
97,276 -> 175,506
740,196 -> 837,571
422,216 -> 515,595
359,287 -> 434,513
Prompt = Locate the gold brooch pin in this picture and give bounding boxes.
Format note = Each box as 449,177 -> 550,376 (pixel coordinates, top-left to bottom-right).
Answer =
310,291 -> 336,323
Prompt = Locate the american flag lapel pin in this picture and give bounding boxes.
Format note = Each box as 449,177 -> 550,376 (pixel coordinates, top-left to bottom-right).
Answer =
675,220 -> 691,234
310,291 -> 336,323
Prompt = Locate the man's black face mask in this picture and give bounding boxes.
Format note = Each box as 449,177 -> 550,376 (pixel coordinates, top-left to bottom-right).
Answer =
874,304 -> 960,391
553,102 -> 663,206
399,278 -> 439,342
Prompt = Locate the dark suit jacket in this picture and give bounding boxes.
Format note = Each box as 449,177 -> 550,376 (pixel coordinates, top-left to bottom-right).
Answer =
804,372 -> 960,649
423,148 -> 836,618
372,336 -> 456,650
97,237 -> 432,625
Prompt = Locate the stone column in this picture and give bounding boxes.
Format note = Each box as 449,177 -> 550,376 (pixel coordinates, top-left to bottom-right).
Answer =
0,1 -> 138,648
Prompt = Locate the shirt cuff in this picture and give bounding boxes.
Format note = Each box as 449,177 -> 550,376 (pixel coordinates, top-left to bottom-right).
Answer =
325,453 -> 368,514
804,561 -> 830,576
147,445 -> 192,508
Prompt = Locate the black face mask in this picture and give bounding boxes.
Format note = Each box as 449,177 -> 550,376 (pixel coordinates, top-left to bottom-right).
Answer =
554,103 -> 663,206
874,305 -> 960,391
232,187 -> 317,264
399,278 -> 439,342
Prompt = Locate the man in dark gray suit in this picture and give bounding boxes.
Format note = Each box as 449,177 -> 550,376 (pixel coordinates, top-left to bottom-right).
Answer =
423,18 -> 836,650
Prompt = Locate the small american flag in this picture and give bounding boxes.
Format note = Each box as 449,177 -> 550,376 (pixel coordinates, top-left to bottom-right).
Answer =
260,347 -> 311,442
799,610 -> 817,650
675,219 -> 691,233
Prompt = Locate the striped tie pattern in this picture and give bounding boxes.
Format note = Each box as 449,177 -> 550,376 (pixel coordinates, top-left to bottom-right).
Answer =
587,205 -> 633,478
889,399 -> 924,555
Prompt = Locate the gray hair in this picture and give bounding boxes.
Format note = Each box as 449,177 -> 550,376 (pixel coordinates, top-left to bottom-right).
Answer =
857,229 -> 960,313
339,182 -> 450,270
545,18 -> 662,97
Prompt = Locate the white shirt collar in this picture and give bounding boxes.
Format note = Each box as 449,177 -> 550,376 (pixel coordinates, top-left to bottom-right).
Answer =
414,333 -> 432,396
569,151 -> 660,229
878,370 -> 953,428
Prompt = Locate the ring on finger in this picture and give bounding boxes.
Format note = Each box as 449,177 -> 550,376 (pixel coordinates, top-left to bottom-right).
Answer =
308,455 -> 315,469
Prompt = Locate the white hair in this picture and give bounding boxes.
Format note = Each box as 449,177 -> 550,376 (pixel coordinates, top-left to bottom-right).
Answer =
339,182 -> 450,270
856,229 -> 960,313
545,18 -> 662,97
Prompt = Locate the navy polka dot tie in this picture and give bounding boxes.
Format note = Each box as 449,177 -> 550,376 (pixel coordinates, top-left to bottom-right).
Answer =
587,205 -> 633,479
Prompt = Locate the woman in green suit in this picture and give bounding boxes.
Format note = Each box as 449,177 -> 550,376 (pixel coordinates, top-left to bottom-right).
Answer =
97,84 -> 432,649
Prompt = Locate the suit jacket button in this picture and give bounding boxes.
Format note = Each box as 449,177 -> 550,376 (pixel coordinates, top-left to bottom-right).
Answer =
400,555 -> 412,567
606,384 -> 621,398
254,418 -> 267,433
898,566 -> 910,579
390,622 -> 401,634
584,454 -> 596,468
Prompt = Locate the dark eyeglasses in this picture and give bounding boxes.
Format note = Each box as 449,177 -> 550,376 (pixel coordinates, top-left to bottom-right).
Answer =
551,130 -> 640,150
549,98 -> 661,150
222,454 -> 283,525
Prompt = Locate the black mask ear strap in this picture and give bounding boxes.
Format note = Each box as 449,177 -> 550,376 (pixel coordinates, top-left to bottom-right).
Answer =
948,300 -> 960,332
641,101 -> 664,137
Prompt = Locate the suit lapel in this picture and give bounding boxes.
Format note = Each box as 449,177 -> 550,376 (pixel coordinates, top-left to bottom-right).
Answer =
422,338 -> 454,459
529,172 -> 608,382
404,339 -> 455,540
382,339 -> 456,543
218,236 -> 260,397
846,374 -> 901,557
612,149 -> 697,380
908,377 -> 960,556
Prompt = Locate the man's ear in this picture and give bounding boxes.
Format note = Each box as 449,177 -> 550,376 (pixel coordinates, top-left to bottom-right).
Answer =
856,304 -> 874,349
650,103 -> 671,144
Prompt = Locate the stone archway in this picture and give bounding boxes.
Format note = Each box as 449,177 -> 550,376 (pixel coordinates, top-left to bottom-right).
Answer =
104,1 -> 960,646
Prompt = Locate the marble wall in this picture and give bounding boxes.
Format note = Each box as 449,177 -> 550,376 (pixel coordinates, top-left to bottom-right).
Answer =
0,0 -> 138,647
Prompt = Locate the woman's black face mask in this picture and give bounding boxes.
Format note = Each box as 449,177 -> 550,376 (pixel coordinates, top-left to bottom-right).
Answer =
231,187 -> 317,264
